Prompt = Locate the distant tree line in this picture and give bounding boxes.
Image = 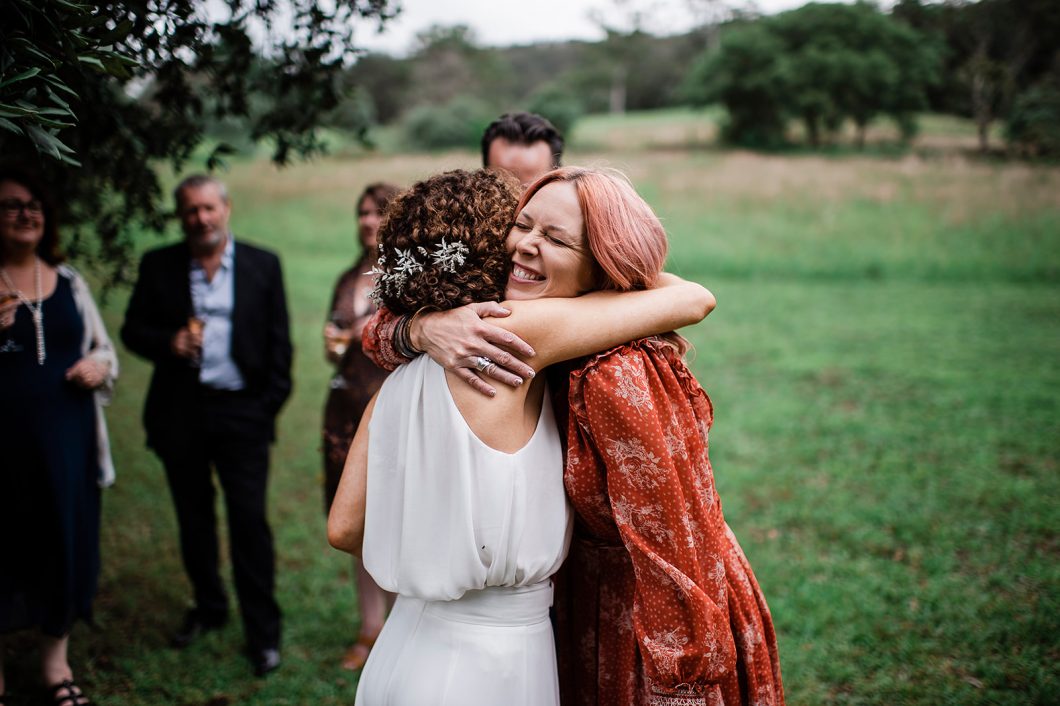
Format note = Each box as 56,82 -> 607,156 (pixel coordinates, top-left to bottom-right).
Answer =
338,1 -> 1059,156
329,23 -> 711,150
3,0 -> 1058,285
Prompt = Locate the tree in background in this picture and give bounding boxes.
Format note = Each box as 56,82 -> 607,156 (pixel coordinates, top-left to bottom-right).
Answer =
406,25 -> 514,109
772,3 -> 941,147
393,25 -> 520,150
684,21 -> 794,147
340,52 -> 411,127
1007,76 -> 1060,157
686,2 -> 940,148
0,0 -> 396,284
894,0 -> 1060,154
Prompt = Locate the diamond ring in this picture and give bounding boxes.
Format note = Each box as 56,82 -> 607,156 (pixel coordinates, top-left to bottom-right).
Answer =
473,355 -> 492,372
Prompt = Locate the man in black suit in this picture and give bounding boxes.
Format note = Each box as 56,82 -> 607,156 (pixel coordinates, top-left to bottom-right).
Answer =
121,174 -> 292,676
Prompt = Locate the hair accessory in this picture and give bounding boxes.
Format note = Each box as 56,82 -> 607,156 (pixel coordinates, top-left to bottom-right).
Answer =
368,238 -> 470,303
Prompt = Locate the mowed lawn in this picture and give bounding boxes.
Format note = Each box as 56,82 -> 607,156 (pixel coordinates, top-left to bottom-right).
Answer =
7,112 -> 1056,705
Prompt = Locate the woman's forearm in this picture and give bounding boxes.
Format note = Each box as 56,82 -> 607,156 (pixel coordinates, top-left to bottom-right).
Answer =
501,273 -> 715,366
327,393 -> 377,556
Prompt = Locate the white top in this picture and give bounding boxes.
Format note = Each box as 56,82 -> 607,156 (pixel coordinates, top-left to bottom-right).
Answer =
363,355 -> 571,602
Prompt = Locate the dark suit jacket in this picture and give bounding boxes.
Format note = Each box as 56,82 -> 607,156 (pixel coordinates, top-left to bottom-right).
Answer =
121,239 -> 293,449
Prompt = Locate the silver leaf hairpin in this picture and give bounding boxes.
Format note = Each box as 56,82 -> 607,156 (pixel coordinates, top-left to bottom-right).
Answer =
431,238 -> 469,274
368,237 -> 471,301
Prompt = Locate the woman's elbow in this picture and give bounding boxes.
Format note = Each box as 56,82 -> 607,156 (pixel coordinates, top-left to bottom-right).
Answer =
682,283 -> 715,323
700,287 -> 717,319
327,517 -> 361,554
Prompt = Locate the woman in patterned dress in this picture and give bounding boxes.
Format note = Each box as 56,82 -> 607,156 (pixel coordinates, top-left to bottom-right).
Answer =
364,168 -> 785,706
321,182 -> 400,670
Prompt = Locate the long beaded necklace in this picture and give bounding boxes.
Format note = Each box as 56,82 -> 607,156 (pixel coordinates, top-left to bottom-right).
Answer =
0,256 -> 46,364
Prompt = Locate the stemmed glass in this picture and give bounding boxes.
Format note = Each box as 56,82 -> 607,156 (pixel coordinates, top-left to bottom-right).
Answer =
0,290 -> 19,353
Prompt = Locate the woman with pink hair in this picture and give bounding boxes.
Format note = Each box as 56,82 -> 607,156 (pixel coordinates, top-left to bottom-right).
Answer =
363,167 -> 785,705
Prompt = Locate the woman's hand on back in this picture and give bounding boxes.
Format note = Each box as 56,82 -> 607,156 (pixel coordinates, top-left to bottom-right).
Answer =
411,302 -> 537,397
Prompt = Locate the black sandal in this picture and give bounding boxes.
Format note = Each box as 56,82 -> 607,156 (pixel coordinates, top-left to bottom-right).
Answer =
48,679 -> 94,706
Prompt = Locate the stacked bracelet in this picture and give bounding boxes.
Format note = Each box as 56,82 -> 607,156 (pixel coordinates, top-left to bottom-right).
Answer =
393,306 -> 433,359
392,314 -> 417,360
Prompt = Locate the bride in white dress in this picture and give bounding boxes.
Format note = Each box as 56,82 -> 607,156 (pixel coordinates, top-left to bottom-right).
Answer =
328,168 -> 713,705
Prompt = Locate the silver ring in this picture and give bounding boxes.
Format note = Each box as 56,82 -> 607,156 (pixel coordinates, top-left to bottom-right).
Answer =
473,355 -> 491,372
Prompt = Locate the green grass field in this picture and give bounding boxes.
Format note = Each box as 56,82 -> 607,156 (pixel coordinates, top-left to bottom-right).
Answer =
4,111 -> 1057,705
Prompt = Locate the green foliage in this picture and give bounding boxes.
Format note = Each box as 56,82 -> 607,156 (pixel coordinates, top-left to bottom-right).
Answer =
407,25 -> 515,113
684,22 -> 792,148
687,4 -> 941,149
777,3 -> 940,146
526,84 -> 584,138
893,0 -> 1060,152
342,53 -> 411,125
342,27 -> 708,136
401,95 -> 493,150
0,1 -> 135,167
1007,82 -> 1060,157
0,0 -> 397,285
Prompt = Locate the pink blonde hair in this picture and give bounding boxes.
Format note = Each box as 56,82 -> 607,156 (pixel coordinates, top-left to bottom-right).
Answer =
516,167 -> 668,291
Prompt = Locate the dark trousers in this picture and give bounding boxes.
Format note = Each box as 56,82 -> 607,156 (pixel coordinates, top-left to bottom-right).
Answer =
157,390 -> 281,651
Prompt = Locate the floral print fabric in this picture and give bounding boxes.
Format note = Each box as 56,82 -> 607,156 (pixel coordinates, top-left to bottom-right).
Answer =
556,338 -> 784,706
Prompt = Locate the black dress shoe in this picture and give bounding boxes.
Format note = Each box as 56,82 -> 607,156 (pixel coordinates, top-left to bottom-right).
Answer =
171,610 -> 227,648
251,647 -> 281,677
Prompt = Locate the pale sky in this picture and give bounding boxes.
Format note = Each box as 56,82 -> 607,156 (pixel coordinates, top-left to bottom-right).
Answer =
351,0 -> 819,56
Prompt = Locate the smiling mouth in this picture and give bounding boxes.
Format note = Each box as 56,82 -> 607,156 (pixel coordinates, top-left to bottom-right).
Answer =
511,264 -> 544,282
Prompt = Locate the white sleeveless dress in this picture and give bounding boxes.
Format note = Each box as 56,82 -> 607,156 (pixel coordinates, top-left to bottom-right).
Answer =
356,355 -> 571,706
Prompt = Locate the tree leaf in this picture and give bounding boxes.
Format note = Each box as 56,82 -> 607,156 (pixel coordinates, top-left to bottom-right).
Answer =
0,102 -> 36,117
0,67 -> 42,89
0,117 -> 23,135
42,75 -> 80,99
78,56 -> 106,70
26,123 -> 62,159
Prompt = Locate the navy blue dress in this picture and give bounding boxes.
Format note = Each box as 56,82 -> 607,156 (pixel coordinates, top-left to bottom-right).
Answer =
0,275 -> 101,636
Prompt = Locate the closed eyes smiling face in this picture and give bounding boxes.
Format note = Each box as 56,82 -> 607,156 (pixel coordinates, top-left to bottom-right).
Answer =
505,181 -> 596,301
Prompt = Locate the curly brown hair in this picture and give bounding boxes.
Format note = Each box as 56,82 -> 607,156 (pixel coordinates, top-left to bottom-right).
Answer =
376,169 -> 518,314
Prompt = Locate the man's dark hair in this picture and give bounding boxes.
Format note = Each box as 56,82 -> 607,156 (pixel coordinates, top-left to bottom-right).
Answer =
480,112 -> 564,168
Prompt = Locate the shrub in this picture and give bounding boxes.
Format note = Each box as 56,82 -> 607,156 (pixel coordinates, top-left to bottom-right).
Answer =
402,95 -> 493,150
526,86 -> 583,138
1007,83 -> 1060,157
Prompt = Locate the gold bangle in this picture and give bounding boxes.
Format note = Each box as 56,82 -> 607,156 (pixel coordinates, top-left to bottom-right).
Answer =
406,305 -> 435,354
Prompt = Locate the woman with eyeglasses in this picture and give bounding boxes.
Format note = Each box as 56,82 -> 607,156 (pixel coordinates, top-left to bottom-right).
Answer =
0,166 -> 118,706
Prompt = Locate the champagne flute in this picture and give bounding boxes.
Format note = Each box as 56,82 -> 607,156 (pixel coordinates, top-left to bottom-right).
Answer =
187,316 -> 204,366
0,291 -> 18,352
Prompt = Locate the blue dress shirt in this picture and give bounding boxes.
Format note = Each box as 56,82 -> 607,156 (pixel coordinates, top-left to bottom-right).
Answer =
190,235 -> 245,390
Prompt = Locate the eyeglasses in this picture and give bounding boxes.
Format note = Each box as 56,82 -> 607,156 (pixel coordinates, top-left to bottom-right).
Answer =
0,199 -> 43,218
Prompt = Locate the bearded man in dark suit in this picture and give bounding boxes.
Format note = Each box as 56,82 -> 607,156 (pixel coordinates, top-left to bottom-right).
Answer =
121,174 -> 292,676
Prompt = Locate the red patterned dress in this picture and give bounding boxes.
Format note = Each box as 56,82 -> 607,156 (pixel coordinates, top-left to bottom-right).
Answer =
554,338 -> 784,706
